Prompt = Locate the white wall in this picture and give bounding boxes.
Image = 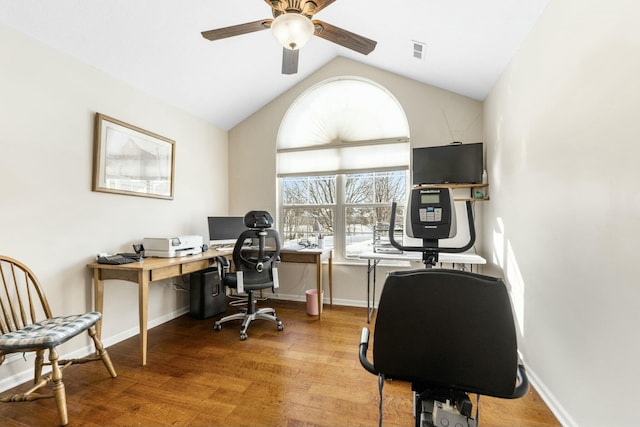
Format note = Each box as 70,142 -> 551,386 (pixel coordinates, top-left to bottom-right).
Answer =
229,57 -> 484,305
483,1 -> 640,425
0,23 -> 228,388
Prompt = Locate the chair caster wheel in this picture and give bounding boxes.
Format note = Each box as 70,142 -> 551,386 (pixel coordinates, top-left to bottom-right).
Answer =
277,323 -> 284,331
240,333 -> 248,341
214,324 -> 221,331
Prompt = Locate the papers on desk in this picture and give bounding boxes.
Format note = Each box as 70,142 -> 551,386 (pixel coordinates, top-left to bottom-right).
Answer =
282,244 -> 307,251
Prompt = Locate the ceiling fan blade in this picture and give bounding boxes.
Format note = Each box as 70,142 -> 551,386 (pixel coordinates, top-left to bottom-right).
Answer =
313,20 -> 377,55
282,48 -> 299,74
312,0 -> 337,14
201,19 -> 272,41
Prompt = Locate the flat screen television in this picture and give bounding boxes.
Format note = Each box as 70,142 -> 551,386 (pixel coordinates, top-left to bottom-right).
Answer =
207,216 -> 246,246
412,142 -> 483,185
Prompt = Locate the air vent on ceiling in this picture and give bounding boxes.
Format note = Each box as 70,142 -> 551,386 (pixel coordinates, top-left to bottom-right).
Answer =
412,41 -> 426,60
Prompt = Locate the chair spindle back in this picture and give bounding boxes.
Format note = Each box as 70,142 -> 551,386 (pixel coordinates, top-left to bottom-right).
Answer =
0,256 -> 52,335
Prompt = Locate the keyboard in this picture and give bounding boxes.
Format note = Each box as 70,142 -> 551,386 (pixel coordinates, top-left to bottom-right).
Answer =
97,255 -> 138,265
212,244 -> 234,251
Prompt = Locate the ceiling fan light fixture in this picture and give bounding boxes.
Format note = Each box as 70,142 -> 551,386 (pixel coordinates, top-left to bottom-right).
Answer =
271,13 -> 314,50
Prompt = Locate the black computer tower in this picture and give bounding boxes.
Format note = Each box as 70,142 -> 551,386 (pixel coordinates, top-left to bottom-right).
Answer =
189,267 -> 226,319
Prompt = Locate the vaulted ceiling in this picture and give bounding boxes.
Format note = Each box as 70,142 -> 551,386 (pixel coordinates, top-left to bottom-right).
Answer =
0,0 -> 550,130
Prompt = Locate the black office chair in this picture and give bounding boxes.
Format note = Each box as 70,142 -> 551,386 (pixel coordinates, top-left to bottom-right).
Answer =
360,268 -> 529,427
214,211 -> 284,340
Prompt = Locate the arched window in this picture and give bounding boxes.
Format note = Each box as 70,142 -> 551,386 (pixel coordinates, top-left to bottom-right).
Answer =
277,77 -> 410,260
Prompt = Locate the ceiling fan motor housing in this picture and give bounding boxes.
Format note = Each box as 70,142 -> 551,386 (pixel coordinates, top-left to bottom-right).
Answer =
271,1 -> 318,17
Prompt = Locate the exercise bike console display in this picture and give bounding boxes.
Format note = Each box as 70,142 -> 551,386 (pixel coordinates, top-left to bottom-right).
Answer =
406,187 -> 456,240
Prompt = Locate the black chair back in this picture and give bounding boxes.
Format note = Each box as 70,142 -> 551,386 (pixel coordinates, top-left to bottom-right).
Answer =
373,268 -> 520,398
232,211 -> 280,290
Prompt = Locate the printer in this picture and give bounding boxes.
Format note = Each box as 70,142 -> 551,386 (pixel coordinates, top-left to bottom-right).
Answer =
143,235 -> 203,258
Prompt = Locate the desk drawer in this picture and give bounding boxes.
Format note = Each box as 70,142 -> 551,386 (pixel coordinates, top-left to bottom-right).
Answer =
151,265 -> 181,281
280,252 -> 317,263
182,259 -> 212,274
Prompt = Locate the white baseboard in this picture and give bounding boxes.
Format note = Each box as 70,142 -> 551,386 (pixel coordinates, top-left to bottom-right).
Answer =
0,306 -> 190,393
269,292 -> 368,309
99,306 -> 190,348
0,354 -> 38,393
524,365 -> 575,427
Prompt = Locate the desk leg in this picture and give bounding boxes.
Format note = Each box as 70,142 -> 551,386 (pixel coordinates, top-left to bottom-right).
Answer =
328,251 -> 333,306
366,260 -> 371,323
366,259 -> 379,323
372,259 -> 377,320
93,269 -> 104,340
316,254 -> 322,320
138,271 -> 149,366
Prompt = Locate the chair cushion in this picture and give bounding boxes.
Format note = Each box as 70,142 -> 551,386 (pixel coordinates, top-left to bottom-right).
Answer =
0,312 -> 102,351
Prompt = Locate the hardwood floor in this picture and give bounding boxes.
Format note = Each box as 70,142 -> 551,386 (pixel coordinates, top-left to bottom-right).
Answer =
0,300 -> 561,426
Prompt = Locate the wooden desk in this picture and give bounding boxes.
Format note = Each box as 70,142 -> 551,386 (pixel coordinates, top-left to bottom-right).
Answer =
279,247 -> 333,319
88,247 -> 333,365
88,250 -> 219,366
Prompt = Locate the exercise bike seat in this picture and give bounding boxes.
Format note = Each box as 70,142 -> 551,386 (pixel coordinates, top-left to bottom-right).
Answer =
360,268 -> 528,399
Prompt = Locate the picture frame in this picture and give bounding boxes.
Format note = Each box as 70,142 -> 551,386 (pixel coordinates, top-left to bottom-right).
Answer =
92,113 -> 175,200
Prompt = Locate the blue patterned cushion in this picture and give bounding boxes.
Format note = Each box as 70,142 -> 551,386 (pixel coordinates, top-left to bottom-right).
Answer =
0,312 -> 102,351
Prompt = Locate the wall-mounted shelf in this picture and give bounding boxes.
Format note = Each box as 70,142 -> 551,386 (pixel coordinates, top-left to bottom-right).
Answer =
414,183 -> 490,201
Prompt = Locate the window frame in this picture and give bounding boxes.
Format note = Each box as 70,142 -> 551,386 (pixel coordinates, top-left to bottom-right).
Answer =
275,76 -> 411,262
279,169 -> 408,262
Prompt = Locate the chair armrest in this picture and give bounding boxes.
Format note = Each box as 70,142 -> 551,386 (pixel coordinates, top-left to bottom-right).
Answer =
215,256 -> 230,277
510,363 -> 530,399
359,327 -> 377,375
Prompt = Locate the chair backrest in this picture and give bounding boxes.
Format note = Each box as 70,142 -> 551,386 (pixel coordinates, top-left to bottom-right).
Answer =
232,211 -> 281,288
0,256 -> 53,335
373,268 -> 519,398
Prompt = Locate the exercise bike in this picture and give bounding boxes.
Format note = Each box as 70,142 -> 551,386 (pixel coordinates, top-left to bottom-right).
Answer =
359,186 -> 529,427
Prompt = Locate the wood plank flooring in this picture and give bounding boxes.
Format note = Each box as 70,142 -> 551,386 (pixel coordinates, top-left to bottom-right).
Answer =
0,300 -> 561,426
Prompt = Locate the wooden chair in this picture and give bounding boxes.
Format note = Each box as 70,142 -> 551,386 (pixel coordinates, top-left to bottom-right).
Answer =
0,255 -> 117,426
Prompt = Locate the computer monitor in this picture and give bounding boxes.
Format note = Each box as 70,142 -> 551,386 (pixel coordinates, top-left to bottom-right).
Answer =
207,216 -> 246,246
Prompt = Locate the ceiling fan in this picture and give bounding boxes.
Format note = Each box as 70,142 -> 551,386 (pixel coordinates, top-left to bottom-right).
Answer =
201,0 -> 377,75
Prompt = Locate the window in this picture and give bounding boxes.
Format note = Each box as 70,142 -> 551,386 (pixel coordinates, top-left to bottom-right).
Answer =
280,171 -> 407,259
344,171 -> 406,257
277,77 -> 410,260
281,175 -> 335,247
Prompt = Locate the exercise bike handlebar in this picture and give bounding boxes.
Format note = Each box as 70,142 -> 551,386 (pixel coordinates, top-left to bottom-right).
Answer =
362,197 -> 530,402
388,200 -> 476,254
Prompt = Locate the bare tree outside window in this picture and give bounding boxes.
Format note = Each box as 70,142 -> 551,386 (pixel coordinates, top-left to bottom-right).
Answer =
281,171 -> 406,257
282,176 -> 335,244
345,171 -> 406,256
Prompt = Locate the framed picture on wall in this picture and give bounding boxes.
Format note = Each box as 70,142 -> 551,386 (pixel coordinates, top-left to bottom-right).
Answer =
92,113 -> 175,200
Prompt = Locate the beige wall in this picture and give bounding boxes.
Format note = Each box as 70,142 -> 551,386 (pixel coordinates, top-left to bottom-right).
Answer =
6,1 -> 636,423
483,0 -> 640,425
0,23 -> 228,388
229,57 -> 483,305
